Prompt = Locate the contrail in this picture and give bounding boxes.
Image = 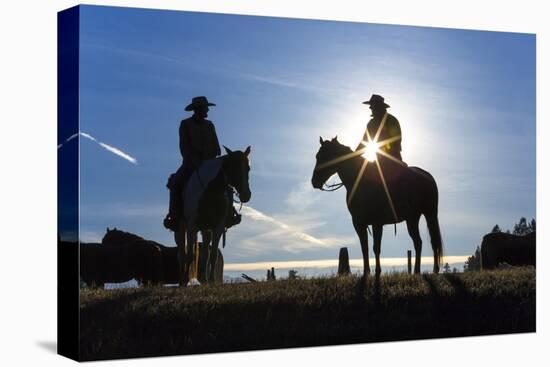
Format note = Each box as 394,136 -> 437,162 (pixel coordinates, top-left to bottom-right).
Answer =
58,131 -> 138,165
57,132 -> 78,149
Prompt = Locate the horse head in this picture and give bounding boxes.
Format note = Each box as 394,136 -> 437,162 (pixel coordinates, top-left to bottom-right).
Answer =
311,136 -> 351,189
223,145 -> 252,203
102,227 -> 144,246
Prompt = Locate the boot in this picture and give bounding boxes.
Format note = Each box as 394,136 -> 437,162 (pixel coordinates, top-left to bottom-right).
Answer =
163,187 -> 180,231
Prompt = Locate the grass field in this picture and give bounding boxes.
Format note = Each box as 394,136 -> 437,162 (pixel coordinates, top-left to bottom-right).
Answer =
79,268 -> 535,361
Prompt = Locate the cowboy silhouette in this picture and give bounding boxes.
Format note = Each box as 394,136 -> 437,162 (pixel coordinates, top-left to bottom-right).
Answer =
356,94 -> 403,162
164,96 -> 241,231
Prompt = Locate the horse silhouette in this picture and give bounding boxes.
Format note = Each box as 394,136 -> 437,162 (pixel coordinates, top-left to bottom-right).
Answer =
102,227 -> 223,283
311,137 -> 443,277
481,231 -> 535,269
79,241 -> 163,288
175,146 -> 251,286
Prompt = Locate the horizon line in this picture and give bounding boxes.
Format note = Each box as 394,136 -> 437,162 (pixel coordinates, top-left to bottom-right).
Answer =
225,255 -> 469,271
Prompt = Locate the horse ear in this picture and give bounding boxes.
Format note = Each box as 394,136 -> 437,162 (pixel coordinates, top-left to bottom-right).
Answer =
319,136 -> 324,145
106,227 -> 110,233
332,136 -> 338,142
244,146 -> 251,156
224,145 -> 233,154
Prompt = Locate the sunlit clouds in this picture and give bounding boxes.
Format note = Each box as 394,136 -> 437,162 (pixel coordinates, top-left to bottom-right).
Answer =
240,205 -> 350,253
225,255 -> 469,272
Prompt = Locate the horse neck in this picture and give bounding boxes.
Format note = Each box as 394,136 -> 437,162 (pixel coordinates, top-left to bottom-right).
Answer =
220,155 -> 238,186
206,156 -> 228,190
333,151 -> 364,192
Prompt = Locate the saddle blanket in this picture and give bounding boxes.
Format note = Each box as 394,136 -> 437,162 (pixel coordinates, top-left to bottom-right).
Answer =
183,158 -> 222,222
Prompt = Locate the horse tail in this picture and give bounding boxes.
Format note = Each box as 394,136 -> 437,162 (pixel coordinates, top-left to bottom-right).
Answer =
425,178 -> 443,266
426,212 -> 443,264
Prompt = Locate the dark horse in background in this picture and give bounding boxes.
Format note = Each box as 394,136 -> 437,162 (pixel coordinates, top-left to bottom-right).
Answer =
79,241 -> 163,288
311,137 -> 443,278
102,228 -> 177,284
102,228 -> 224,284
176,146 -> 251,286
481,231 -> 536,269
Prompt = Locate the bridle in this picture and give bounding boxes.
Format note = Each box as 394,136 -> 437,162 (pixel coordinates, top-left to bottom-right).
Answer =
321,182 -> 344,191
221,155 -> 246,210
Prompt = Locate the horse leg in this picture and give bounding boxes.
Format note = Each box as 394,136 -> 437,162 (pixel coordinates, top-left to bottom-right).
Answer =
406,215 -> 422,274
201,230 -> 213,283
209,224 -> 225,283
372,224 -> 383,276
175,221 -> 187,286
186,225 -> 198,283
353,217 -> 370,279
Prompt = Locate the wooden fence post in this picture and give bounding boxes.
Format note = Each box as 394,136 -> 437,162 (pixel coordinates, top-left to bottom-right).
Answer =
338,247 -> 351,276
407,250 -> 412,274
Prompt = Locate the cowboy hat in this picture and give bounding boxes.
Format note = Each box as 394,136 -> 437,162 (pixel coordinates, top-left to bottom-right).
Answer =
185,96 -> 216,111
362,94 -> 390,108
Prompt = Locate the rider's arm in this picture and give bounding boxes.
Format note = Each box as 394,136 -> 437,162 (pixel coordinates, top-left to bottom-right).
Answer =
210,122 -> 221,157
388,116 -> 402,150
179,121 -> 188,159
179,121 -> 199,167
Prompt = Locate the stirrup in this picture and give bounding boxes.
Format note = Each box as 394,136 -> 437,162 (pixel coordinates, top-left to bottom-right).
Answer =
163,215 -> 178,231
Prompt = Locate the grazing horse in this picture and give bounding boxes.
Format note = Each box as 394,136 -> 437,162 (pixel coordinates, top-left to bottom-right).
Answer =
311,137 -> 443,278
176,146 -> 251,286
102,228 -> 224,284
79,241 -> 163,288
481,231 -> 536,269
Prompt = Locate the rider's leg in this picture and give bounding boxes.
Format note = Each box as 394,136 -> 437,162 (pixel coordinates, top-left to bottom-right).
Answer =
164,165 -> 187,231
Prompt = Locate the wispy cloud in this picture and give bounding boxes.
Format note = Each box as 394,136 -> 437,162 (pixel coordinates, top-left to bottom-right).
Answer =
241,73 -> 300,89
285,180 -> 321,212
58,131 -> 137,165
81,203 -> 165,218
240,205 -> 352,253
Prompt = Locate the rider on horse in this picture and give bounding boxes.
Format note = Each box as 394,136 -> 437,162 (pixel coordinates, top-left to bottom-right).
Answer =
356,94 -> 403,162
164,96 -> 241,231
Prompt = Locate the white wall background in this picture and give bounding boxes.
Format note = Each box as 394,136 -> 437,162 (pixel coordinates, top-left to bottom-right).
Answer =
0,1 -> 547,366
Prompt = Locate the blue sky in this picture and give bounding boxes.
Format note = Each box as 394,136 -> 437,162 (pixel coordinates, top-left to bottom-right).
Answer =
64,5 -> 535,264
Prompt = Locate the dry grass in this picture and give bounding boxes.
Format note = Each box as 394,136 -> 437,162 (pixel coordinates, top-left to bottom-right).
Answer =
79,268 -> 535,361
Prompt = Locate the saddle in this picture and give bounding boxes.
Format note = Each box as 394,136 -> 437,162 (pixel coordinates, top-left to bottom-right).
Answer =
164,159 -> 241,231
184,159 -> 223,221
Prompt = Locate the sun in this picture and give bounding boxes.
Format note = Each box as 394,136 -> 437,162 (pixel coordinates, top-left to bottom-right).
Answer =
361,140 -> 381,162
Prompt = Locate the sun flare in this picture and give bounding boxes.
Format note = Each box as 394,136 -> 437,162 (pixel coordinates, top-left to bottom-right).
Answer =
361,140 -> 381,162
